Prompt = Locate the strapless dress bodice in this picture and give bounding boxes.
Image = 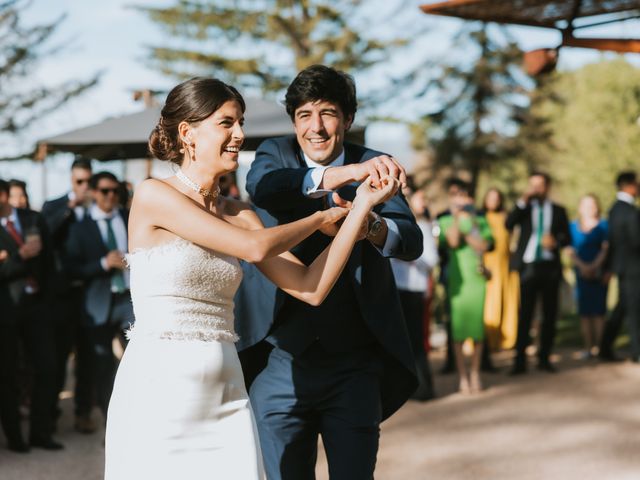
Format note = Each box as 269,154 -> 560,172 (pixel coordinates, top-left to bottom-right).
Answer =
126,237 -> 242,343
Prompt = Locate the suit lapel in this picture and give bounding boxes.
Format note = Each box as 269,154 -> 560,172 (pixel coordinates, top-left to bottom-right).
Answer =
0,224 -> 19,253
85,218 -> 108,253
119,209 -> 130,232
288,137 -> 306,168
344,145 -> 363,277
16,209 -> 33,234
343,143 -> 361,166
0,210 -> 31,252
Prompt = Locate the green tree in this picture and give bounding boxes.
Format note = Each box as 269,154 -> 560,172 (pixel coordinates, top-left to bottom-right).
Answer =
137,0 -> 421,101
528,58 -> 640,214
411,23 -> 527,195
0,0 -> 99,157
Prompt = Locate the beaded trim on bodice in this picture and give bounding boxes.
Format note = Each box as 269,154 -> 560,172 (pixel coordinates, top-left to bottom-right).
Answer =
126,238 -> 242,343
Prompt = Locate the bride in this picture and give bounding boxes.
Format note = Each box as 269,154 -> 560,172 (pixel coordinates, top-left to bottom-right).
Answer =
104,77 -> 399,480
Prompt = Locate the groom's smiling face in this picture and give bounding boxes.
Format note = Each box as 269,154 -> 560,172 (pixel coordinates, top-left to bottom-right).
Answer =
293,99 -> 353,166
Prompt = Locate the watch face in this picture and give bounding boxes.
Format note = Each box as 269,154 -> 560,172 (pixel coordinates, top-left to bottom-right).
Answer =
368,218 -> 383,237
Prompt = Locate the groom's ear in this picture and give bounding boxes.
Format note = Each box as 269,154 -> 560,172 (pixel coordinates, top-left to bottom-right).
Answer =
344,114 -> 354,131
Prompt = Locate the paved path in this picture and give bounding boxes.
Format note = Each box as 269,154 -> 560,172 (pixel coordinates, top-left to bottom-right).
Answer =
2,350 -> 639,480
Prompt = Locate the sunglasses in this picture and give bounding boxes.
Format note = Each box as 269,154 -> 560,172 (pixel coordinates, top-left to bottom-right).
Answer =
98,188 -> 119,195
75,179 -> 90,185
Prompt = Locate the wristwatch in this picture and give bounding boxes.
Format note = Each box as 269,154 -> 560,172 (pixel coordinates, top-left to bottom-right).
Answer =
366,212 -> 384,239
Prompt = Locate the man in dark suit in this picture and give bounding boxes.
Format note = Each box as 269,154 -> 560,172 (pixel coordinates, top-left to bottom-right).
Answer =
599,171 -> 640,362
0,243 -> 30,453
0,179 -> 63,450
64,171 -> 133,422
41,157 -> 96,433
236,65 -> 422,480
506,172 -> 571,374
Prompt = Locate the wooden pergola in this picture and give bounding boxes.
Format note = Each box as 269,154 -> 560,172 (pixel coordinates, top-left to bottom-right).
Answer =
421,0 -> 640,74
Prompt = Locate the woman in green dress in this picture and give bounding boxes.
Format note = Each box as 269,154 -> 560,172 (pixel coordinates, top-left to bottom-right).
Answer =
439,179 -> 493,394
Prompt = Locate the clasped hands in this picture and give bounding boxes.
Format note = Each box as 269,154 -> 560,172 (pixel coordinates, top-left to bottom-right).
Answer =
320,155 -> 405,238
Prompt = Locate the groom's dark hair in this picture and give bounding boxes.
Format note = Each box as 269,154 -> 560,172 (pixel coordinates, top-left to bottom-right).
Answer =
285,65 -> 357,121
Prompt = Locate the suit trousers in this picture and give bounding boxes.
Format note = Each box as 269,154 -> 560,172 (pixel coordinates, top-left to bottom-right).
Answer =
85,291 -> 133,417
250,342 -> 383,480
0,323 -> 23,444
600,300 -> 624,357
54,287 -> 94,416
16,295 -> 58,440
515,262 -> 561,366
617,276 -> 640,359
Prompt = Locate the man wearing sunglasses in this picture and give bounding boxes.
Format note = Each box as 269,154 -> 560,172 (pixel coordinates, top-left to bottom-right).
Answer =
64,171 -> 133,429
41,157 -> 96,435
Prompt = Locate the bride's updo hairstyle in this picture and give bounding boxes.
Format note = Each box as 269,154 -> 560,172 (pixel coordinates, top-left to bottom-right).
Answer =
149,77 -> 246,165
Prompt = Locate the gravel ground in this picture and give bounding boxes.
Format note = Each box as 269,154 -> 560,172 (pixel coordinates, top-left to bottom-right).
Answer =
2,349 -> 639,480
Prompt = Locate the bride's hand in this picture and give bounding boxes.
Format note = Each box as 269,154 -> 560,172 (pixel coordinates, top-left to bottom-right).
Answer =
353,175 -> 400,210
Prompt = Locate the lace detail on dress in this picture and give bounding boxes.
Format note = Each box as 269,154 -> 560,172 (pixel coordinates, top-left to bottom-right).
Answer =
125,237 -> 242,343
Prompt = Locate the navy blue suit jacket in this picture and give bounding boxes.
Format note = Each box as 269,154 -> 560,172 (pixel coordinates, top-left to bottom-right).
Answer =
41,193 -> 86,293
0,208 -> 55,309
235,135 -> 422,420
63,209 -> 129,327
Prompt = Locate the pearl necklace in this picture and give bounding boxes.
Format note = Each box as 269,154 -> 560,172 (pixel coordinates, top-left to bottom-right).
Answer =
175,169 -> 220,199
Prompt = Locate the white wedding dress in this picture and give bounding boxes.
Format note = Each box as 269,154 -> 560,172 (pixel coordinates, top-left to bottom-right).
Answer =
104,238 -> 264,480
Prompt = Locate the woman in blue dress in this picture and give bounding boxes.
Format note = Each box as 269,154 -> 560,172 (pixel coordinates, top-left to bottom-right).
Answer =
569,194 -> 609,358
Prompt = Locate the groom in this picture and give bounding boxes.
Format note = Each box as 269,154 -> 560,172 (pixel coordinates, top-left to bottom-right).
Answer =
236,65 -> 422,479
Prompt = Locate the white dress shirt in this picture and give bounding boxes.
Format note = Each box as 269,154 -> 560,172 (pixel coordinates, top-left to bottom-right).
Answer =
518,199 -> 554,263
68,191 -> 86,221
300,150 -> 401,257
1,208 -> 23,237
90,204 -> 130,289
391,219 -> 439,292
616,191 -> 636,205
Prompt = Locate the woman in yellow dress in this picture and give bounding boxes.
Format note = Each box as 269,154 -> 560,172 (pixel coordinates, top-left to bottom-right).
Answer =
482,188 -> 519,350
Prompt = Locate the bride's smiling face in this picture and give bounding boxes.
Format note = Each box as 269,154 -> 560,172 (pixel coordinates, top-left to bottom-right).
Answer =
185,100 -> 245,175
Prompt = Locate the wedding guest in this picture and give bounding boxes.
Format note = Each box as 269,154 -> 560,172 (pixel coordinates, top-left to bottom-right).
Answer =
507,172 -> 571,374
8,179 -> 30,210
438,179 -> 493,394
482,188 -> 519,351
0,247 -> 29,453
63,171 -> 133,422
0,179 -> 62,450
117,181 -> 134,210
568,194 -> 609,358
391,187 -> 438,400
599,172 -> 640,362
41,157 -> 96,434
434,210 -> 455,374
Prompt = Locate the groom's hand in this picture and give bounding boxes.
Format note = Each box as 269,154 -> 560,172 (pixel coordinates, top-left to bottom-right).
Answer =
321,155 -> 406,192
352,155 -> 407,189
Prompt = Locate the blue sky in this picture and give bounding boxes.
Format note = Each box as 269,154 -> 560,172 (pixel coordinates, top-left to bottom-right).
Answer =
3,0 -> 640,206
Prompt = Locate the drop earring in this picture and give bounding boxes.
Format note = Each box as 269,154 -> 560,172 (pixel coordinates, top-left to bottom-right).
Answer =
179,136 -> 194,155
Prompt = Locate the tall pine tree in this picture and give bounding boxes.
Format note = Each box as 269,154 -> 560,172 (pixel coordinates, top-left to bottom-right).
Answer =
0,0 -> 99,156
411,23 -> 527,195
137,0 -> 422,101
